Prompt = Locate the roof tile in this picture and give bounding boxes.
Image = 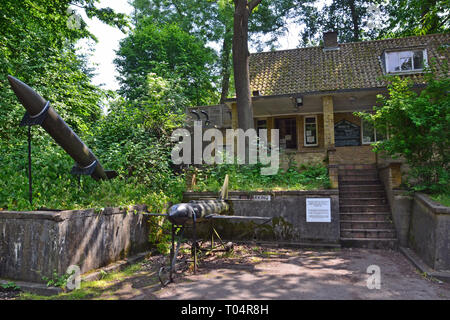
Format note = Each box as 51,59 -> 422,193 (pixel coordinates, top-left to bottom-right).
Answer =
249,33 -> 450,96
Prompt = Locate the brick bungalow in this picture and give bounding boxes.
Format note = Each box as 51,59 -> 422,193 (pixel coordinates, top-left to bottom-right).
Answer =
188,32 -> 449,188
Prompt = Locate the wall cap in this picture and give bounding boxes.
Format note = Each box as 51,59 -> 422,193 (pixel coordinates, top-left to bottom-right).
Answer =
184,190 -> 339,198
415,193 -> 450,214
0,204 -> 148,221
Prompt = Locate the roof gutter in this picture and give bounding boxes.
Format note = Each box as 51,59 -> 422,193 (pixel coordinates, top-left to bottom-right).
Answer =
224,84 -> 427,103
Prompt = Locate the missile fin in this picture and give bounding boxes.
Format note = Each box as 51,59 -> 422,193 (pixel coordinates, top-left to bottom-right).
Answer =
105,170 -> 118,179
219,174 -> 229,200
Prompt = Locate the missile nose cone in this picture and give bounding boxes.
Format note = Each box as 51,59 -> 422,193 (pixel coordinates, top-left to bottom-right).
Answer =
7,75 -> 47,116
168,203 -> 192,225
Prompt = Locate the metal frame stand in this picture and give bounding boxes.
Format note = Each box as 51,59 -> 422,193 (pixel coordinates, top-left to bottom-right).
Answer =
159,224 -> 183,287
192,214 -> 197,274
19,102 -> 50,205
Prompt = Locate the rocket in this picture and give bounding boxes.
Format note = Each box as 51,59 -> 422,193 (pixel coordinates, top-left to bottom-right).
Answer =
168,175 -> 230,225
7,75 -> 116,180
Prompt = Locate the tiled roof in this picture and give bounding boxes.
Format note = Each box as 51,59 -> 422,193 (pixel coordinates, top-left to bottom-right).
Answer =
249,33 -> 450,96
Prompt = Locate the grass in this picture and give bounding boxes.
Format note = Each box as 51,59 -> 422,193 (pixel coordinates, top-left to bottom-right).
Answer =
428,193 -> 450,207
18,262 -> 150,300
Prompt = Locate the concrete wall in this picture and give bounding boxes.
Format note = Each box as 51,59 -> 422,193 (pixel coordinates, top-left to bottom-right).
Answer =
378,164 -> 412,247
183,190 -> 340,245
408,193 -> 450,272
0,205 -> 151,283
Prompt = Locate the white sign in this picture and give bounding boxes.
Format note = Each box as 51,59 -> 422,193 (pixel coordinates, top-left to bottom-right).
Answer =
253,195 -> 271,201
306,198 -> 331,222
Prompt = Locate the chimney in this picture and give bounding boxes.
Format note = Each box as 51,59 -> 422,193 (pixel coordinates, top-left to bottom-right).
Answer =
323,31 -> 339,50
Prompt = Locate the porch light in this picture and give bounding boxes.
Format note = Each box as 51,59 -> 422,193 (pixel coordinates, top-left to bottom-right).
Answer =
295,96 -> 303,107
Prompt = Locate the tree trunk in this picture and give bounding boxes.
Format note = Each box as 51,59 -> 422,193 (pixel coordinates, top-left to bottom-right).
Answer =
219,25 -> 233,104
233,0 -> 254,131
348,0 -> 360,42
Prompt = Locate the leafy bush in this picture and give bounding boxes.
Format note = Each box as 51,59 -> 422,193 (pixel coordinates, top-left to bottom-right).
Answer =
190,162 -> 330,192
357,59 -> 449,194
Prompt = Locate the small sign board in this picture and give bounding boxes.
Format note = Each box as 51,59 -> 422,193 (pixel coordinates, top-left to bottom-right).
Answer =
253,195 -> 271,201
306,198 -> 331,222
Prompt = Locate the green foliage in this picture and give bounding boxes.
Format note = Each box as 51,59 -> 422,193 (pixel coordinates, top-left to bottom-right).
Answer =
1,74 -> 187,211
192,162 -> 330,192
429,193 -> 450,207
293,0 -> 449,46
295,0 -> 380,45
0,1 -> 187,213
1,281 -> 20,291
356,60 -> 450,193
42,269 -> 75,289
115,21 -> 218,105
379,0 -> 449,38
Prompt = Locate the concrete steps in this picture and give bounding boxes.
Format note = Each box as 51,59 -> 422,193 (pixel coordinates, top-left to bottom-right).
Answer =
340,191 -> 386,198
340,238 -> 398,249
338,165 -> 397,249
340,220 -> 394,229
339,185 -> 385,192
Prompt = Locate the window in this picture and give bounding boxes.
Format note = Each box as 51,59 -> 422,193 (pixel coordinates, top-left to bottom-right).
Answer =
361,118 -> 387,144
304,116 -> 318,147
275,118 -> 297,149
385,49 -> 427,73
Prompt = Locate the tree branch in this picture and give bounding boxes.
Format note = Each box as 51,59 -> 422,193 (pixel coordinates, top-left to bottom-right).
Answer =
247,0 -> 263,13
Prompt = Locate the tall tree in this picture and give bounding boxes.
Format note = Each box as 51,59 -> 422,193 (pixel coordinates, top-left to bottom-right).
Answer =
295,0 -> 379,46
131,0 -> 299,104
233,0 -> 262,131
380,0 -> 449,37
114,20 -> 218,106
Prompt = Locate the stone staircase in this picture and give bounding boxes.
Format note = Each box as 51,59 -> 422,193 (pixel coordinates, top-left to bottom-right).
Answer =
338,164 -> 398,249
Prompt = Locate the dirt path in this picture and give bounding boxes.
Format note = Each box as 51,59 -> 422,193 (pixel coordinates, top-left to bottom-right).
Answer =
133,245 -> 450,300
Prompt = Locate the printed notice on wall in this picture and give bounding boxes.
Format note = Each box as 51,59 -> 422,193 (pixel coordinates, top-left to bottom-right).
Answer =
306,198 -> 331,222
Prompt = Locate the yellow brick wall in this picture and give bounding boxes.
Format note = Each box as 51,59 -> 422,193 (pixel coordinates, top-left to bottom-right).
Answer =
330,145 -> 376,164
322,96 -> 335,148
279,151 -> 327,170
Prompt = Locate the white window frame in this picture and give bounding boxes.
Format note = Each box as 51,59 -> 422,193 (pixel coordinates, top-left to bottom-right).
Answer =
304,115 -> 318,147
361,118 -> 387,145
385,49 -> 428,74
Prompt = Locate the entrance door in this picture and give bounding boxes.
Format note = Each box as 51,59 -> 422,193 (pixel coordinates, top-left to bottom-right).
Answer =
275,118 -> 297,149
334,120 -> 361,147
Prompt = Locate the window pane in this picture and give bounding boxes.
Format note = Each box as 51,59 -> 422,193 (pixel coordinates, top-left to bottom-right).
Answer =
362,119 -> 375,144
304,117 -> 317,145
399,53 -> 412,71
275,118 -> 297,149
386,51 -> 425,73
386,52 -> 400,72
413,50 -> 424,69
257,120 -> 267,130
